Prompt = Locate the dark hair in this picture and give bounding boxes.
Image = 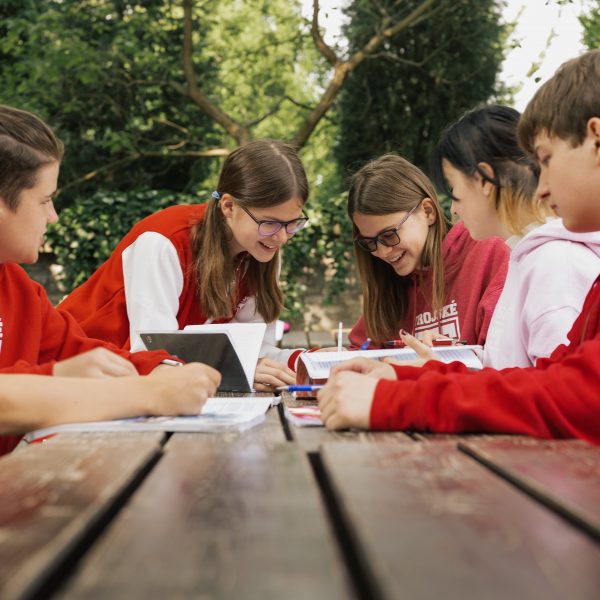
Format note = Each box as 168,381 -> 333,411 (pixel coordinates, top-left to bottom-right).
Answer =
348,154 -> 447,344
519,49 -> 600,154
432,104 -> 546,235
0,105 -> 64,211
191,139 -> 309,322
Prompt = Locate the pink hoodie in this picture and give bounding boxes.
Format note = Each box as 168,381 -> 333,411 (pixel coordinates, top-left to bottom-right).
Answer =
483,219 -> 600,368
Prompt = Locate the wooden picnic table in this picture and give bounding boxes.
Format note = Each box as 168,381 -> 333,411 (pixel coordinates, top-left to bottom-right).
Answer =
0,393 -> 598,599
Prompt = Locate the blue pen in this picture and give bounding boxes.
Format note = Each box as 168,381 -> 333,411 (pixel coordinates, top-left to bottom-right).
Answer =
359,338 -> 372,350
276,385 -> 325,392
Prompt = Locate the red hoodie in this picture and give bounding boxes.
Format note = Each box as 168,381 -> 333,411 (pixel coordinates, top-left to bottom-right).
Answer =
371,277 -> 600,444
349,222 -> 509,347
0,263 -> 172,454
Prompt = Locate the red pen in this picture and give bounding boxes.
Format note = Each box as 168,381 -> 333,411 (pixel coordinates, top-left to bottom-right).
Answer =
431,338 -> 453,346
384,339 -> 406,348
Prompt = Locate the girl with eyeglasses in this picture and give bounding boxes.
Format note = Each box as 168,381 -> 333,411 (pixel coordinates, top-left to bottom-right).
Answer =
59,139 -> 309,390
347,154 -> 509,349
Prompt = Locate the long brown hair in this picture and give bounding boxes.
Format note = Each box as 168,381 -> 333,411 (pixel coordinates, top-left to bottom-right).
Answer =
191,140 -> 309,322
348,154 -> 448,344
0,105 -> 64,210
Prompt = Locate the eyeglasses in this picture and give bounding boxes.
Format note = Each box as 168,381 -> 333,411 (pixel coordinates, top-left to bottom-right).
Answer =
240,205 -> 309,237
354,200 -> 422,253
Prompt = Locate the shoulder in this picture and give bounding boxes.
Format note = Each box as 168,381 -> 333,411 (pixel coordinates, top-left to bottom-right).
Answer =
127,203 -> 208,241
0,263 -> 48,302
443,222 -> 509,263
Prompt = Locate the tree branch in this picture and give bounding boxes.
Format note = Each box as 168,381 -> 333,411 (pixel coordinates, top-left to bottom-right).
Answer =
292,0 -> 440,148
60,148 -> 231,192
180,0 -> 250,145
311,0 -> 339,66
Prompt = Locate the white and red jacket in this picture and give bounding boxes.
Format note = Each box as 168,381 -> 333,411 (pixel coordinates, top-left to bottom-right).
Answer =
349,222 -> 510,347
59,204 -> 298,367
371,277 -> 600,444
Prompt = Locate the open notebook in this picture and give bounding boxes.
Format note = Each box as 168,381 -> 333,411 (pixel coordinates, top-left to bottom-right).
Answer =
140,323 -> 266,392
24,396 -> 276,441
300,345 -> 483,380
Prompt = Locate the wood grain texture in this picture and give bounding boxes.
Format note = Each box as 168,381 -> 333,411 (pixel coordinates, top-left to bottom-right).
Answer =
320,441 -> 600,600
459,438 -> 600,540
0,432 -> 164,600
59,435 -> 352,599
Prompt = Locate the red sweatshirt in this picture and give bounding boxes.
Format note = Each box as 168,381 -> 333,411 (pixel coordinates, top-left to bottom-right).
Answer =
0,263 -> 172,454
371,277 -> 600,444
349,222 -> 509,347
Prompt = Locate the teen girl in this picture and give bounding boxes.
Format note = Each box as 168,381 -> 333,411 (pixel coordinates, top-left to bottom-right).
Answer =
430,104 -> 600,368
347,154 -> 509,349
60,140 -> 310,390
0,104 -> 219,454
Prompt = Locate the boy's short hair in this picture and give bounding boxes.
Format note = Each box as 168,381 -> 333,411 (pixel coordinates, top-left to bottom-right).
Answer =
518,49 -> 600,154
0,105 -> 64,211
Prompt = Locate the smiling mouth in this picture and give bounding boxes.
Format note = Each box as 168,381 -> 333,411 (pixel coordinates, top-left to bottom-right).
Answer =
259,241 -> 279,251
388,250 -> 406,264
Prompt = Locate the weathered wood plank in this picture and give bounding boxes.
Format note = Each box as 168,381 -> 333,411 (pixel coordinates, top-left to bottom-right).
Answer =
0,432 -> 164,600
459,438 -> 600,540
320,441 -> 600,600
59,436 -> 353,599
280,330 -> 309,349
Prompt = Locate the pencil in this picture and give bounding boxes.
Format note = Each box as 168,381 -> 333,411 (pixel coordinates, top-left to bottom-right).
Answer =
338,321 -> 343,352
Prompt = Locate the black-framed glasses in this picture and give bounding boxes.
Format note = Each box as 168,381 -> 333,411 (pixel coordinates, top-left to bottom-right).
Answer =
240,205 -> 309,237
354,200 -> 422,253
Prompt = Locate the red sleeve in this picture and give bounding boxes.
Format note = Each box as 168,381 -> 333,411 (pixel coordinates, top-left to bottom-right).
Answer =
39,304 -> 172,375
371,335 -> 600,443
0,361 -> 55,375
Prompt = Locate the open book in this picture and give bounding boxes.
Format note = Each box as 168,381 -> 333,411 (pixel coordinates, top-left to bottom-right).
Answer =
24,396 -> 275,442
300,345 -> 483,380
140,323 -> 266,392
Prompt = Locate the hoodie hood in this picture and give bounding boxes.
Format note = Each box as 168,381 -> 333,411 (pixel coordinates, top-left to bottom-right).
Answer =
512,218 -> 600,263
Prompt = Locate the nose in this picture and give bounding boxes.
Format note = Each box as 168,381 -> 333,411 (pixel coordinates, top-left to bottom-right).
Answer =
536,173 -> 550,202
47,201 -> 59,224
373,242 -> 394,260
269,227 -> 289,245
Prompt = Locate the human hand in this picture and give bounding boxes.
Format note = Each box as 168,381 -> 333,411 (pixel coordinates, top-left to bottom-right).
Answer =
318,371 -> 378,430
253,357 -> 295,391
383,331 -> 436,366
330,357 -> 397,380
147,362 -> 221,416
53,348 -> 139,378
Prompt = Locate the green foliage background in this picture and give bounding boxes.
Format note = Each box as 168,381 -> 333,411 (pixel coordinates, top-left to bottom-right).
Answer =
10,0 -> 589,323
336,0 -> 508,177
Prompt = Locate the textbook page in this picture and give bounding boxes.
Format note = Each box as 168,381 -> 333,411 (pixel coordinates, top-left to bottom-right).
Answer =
301,346 -> 483,379
24,396 -> 275,441
184,323 -> 266,387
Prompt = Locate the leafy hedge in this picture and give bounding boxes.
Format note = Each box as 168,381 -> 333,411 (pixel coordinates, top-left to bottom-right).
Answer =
47,189 -> 356,323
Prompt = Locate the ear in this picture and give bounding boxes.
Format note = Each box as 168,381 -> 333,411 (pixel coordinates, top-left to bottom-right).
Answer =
219,193 -> 235,219
587,117 -> 600,165
421,198 -> 438,226
476,162 -> 496,197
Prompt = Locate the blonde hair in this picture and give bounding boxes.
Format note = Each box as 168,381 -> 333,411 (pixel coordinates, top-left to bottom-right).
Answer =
348,154 -> 448,344
191,140 -> 309,322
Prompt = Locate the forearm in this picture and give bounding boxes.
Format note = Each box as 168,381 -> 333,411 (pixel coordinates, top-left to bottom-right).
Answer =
0,375 -> 152,434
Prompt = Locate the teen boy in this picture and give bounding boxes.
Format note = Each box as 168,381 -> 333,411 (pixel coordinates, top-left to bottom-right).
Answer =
317,50 -> 600,444
0,104 -> 220,455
